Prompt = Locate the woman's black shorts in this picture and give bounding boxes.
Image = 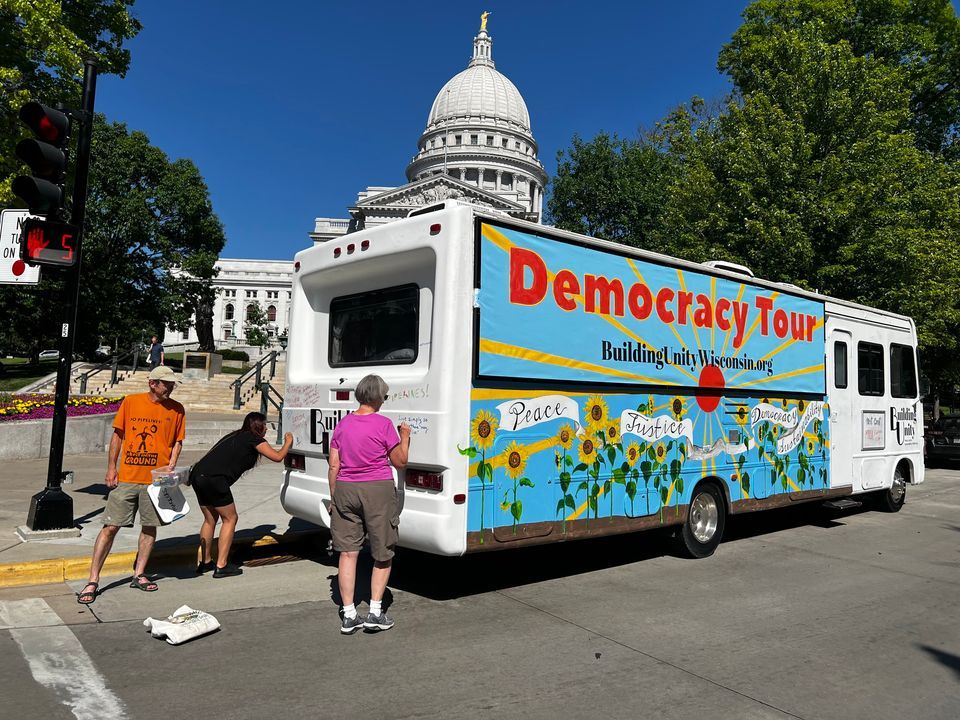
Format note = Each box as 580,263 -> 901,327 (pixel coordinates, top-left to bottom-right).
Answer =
191,473 -> 235,508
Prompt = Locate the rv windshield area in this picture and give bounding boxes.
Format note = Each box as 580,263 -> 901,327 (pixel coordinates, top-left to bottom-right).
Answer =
329,284 -> 419,367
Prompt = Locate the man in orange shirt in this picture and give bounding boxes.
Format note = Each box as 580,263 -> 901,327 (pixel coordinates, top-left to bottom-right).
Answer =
78,366 -> 186,604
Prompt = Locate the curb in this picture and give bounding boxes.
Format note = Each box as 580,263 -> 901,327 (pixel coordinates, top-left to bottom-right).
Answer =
0,529 -> 327,589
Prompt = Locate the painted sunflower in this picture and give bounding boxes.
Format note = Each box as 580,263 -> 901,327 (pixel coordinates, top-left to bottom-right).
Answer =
807,439 -> 816,454
578,436 -> 597,465
625,442 -> 641,467
670,396 -> 685,419
606,424 -> 620,444
654,441 -> 668,464
798,399 -> 806,412
647,394 -> 656,413
470,409 -> 498,451
502,441 -> 528,480
584,395 -> 609,431
734,404 -> 749,427
556,423 -> 575,450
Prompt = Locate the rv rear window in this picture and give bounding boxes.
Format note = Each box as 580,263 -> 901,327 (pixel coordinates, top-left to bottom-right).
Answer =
329,284 -> 419,367
890,343 -> 918,398
857,342 -> 884,396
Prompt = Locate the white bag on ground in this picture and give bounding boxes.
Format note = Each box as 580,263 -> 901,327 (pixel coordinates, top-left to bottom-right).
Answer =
143,605 -> 220,645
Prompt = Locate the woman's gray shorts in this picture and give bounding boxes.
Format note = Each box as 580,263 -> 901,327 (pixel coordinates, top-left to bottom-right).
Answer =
330,480 -> 399,562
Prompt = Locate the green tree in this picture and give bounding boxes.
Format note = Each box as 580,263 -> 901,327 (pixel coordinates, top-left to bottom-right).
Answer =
0,116 -> 225,360
547,131 -> 676,250
0,0 -> 141,202
243,304 -> 270,350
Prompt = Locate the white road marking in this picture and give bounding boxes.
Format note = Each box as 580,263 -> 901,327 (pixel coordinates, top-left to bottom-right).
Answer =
1,598 -> 128,720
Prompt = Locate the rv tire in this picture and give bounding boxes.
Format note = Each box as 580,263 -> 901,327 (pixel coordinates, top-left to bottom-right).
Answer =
679,482 -> 726,559
873,463 -> 907,513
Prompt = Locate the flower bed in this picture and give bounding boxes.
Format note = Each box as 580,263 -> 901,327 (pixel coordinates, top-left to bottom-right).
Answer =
0,393 -> 123,423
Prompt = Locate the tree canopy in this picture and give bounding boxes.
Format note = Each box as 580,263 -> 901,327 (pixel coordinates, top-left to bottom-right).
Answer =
0,117 -> 224,359
547,0 -> 960,394
0,0 -> 141,202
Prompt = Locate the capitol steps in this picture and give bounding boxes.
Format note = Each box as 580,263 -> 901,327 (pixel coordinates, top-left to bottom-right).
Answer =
69,363 -> 286,416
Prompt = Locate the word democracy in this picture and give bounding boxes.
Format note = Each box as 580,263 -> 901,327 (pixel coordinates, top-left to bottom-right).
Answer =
508,247 -> 819,349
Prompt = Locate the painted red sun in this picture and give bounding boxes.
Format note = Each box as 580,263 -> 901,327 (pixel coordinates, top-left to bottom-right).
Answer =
696,364 -> 724,412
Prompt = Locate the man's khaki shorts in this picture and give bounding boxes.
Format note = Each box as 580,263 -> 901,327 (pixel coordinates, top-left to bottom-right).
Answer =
102,482 -> 162,528
331,480 -> 399,562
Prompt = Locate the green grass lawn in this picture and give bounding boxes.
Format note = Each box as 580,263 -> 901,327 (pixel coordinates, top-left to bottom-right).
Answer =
0,358 -> 58,392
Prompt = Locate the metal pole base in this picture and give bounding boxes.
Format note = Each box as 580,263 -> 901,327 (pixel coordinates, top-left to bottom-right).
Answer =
25,487 -> 75,531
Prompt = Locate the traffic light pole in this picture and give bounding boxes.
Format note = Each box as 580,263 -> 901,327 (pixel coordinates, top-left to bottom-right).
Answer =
26,61 -> 98,532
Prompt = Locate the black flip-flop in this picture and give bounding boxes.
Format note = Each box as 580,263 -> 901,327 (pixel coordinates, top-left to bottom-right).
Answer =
130,574 -> 158,592
77,582 -> 98,604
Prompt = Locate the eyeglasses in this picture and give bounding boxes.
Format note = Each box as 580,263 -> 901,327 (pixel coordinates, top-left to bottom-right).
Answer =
383,395 -> 389,402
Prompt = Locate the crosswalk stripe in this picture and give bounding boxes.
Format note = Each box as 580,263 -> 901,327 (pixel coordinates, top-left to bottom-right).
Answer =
1,598 -> 128,720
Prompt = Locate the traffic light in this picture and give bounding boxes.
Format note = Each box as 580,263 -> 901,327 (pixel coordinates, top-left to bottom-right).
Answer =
12,101 -> 71,217
20,217 -> 79,268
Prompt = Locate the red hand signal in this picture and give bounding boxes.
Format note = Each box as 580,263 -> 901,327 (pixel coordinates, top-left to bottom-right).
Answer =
27,225 -> 49,258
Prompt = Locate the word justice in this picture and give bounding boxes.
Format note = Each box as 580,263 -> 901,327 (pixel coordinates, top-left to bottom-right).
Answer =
508,248 -> 818,349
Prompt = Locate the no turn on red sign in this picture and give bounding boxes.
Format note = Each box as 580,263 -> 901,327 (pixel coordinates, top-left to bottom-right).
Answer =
0,209 -> 41,285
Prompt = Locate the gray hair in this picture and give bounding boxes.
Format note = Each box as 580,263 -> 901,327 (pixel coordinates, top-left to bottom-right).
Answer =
355,374 -> 389,405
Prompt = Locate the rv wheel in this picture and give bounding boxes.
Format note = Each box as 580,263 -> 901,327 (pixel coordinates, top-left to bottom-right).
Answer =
874,464 -> 907,513
679,483 -> 726,558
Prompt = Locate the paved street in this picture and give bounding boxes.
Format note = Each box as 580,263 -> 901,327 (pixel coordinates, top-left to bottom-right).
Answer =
1,467 -> 958,720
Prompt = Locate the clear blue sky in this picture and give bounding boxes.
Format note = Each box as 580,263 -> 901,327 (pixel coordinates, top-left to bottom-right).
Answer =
95,1 -> 754,260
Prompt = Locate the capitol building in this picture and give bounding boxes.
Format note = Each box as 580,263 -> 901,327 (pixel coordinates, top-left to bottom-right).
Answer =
169,16 -> 546,350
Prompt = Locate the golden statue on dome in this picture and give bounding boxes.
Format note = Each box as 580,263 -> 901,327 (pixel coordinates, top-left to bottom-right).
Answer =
480,11 -> 490,32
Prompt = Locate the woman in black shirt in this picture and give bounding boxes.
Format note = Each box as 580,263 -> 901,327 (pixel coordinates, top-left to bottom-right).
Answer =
190,412 -> 293,577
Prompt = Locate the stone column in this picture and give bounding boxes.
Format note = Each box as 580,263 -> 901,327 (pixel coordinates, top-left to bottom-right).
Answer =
496,169 -> 502,191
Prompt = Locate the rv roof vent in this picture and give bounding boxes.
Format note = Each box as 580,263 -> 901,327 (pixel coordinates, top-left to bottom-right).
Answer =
779,282 -> 802,290
702,260 -> 754,278
407,202 -> 449,218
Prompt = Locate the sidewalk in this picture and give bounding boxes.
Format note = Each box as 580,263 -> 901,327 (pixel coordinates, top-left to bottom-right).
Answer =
0,431 -> 326,588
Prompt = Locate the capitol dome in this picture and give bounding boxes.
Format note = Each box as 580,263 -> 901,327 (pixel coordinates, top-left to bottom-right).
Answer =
426,63 -> 531,131
405,16 -> 547,221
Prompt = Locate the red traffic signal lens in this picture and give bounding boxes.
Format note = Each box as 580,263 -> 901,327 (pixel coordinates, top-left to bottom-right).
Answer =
19,102 -> 69,146
19,218 -> 79,268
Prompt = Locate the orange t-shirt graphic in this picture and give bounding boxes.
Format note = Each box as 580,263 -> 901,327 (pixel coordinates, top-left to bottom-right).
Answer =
112,393 -> 186,484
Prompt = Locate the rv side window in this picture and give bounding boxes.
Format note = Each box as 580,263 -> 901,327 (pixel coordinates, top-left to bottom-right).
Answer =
329,284 -> 419,367
834,341 -> 847,388
890,343 -> 918,398
857,342 -> 884,396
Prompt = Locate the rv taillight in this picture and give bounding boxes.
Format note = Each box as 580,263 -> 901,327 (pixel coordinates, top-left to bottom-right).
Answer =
361,240 -> 370,251
285,453 -> 305,471
294,261 -> 301,272
429,223 -> 441,235
335,390 -> 350,401
453,493 -> 466,504
333,247 -> 341,258
347,243 -> 355,254
405,469 -> 443,492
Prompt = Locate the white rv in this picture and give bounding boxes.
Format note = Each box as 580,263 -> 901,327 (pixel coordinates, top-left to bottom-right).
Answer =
280,202 -> 923,558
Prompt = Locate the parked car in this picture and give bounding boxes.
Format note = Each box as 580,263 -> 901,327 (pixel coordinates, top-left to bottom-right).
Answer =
38,350 -> 59,360
95,345 -> 112,359
926,414 -> 960,466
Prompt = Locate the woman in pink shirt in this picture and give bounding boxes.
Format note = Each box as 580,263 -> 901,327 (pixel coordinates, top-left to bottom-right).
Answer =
329,374 -> 410,634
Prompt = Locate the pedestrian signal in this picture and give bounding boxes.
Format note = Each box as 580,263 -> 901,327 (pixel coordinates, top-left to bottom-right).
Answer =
19,218 -> 79,268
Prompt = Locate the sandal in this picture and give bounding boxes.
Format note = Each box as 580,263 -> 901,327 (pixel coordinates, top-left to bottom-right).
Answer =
130,574 -> 158,592
77,582 -> 98,605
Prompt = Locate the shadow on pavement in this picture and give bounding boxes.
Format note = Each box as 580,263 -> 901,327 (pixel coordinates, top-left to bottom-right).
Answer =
920,644 -> 960,681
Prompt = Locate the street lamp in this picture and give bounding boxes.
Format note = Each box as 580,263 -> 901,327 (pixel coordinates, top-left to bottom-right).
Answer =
278,332 -> 288,350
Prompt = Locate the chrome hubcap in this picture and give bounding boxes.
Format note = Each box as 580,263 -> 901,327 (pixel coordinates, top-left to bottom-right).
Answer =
690,491 -> 719,544
891,469 -> 906,502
